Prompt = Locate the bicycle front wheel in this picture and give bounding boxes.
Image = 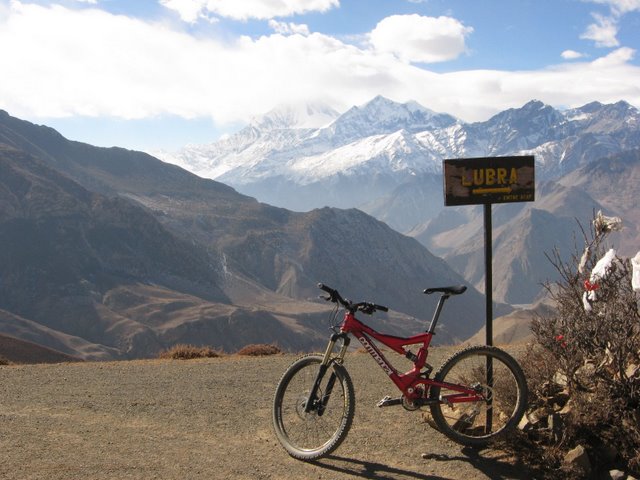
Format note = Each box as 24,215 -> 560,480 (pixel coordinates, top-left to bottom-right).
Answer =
272,354 -> 355,461
429,345 -> 528,447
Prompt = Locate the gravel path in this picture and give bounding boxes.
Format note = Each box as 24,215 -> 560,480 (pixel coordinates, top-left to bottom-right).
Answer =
0,351 -> 540,479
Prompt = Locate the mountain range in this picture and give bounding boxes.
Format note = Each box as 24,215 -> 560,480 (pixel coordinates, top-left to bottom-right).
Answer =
158,96 -> 639,215
158,97 -> 640,304
1,94 -> 638,361
0,109 -> 489,360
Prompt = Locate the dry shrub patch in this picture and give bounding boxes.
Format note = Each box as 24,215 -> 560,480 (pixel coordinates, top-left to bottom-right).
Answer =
158,344 -> 222,360
512,214 -> 640,478
0,354 -> 11,365
236,344 -> 281,356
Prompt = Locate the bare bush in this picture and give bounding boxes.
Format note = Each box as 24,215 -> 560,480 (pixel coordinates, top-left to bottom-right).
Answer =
520,213 -> 640,474
158,344 -> 222,360
236,344 -> 281,356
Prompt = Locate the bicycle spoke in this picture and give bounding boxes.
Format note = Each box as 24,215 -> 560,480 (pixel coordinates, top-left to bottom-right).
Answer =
430,346 -> 527,446
273,355 -> 355,460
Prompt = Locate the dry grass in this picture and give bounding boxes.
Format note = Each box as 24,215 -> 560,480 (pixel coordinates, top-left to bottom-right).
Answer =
235,344 -> 281,356
158,343 -> 283,359
158,344 -> 222,360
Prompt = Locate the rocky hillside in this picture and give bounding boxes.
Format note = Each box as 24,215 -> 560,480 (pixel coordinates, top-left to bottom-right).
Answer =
0,331 -> 81,364
0,111 -> 489,359
558,148 -> 640,255
153,98 -> 640,307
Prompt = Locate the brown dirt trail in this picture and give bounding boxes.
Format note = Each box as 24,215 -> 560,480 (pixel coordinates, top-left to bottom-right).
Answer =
0,351 -> 540,479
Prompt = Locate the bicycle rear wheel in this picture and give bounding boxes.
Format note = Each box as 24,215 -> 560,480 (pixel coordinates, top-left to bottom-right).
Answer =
429,345 -> 527,447
272,354 -> 355,460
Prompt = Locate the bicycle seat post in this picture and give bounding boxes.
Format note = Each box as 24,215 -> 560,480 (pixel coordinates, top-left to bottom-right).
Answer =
427,294 -> 450,334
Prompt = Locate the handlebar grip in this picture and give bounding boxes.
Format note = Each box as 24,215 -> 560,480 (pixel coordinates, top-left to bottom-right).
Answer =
317,283 -> 333,294
317,283 -> 341,304
374,304 -> 389,312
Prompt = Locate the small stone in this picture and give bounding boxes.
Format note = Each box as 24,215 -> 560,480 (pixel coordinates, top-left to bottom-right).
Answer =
564,445 -> 591,476
558,401 -> 573,416
518,415 -> 531,431
529,408 -> 550,428
608,469 -> 625,480
553,371 -> 568,387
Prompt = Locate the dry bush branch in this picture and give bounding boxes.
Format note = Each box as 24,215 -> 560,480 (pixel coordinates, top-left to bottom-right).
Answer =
520,214 -> 640,475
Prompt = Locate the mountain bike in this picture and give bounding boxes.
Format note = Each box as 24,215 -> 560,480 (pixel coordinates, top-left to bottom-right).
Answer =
272,283 -> 528,460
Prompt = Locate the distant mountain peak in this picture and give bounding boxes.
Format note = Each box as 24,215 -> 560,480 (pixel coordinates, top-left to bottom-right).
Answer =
323,96 -> 458,144
488,99 -> 556,122
523,99 -> 546,109
354,95 -> 454,120
250,102 -> 340,131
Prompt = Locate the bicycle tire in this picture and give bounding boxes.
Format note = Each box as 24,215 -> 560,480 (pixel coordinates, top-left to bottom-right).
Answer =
272,354 -> 355,460
429,345 -> 528,447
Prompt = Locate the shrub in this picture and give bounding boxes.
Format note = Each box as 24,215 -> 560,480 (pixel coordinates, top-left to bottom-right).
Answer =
518,212 -> 640,475
0,354 -> 11,365
158,344 -> 221,360
236,344 -> 281,356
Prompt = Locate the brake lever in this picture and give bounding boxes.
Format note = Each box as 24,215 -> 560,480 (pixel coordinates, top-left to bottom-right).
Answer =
358,302 -> 389,315
359,303 -> 375,315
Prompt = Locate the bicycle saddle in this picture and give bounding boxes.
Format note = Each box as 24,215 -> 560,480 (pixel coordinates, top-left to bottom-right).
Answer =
423,285 -> 467,295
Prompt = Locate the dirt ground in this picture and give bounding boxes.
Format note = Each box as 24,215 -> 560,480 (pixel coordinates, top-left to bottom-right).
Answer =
0,350 -> 543,480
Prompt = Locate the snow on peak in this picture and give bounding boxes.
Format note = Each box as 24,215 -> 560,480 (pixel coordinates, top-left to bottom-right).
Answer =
341,95 -> 456,130
153,97 -> 640,202
250,102 -> 340,131
320,96 -> 458,146
286,128 -> 441,184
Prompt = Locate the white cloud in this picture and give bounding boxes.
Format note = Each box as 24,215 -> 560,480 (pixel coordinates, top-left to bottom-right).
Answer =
591,45 -> 635,65
159,0 -> 206,23
160,0 -> 339,21
581,13 -> 620,47
0,2 -> 638,130
268,19 -> 310,36
584,0 -> 640,15
369,14 -> 473,63
561,49 -> 586,59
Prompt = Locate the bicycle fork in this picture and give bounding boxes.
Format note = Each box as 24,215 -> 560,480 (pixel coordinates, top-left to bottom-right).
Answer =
304,333 -> 350,415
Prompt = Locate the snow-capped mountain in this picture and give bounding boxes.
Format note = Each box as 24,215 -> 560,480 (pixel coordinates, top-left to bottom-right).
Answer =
156,96 -> 464,210
318,95 -> 458,146
156,97 -> 640,214
250,101 -> 340,130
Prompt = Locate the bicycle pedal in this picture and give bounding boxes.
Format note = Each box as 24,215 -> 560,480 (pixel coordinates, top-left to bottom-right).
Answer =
377,395 -> 403,408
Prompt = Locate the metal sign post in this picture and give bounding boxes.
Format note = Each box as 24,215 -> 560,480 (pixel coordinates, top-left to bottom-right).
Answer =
443,155 -> 535,434
443,155 -> 535,343
484,204 -> 492,346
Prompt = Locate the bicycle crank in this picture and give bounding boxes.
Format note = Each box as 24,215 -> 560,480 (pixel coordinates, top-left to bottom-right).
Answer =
377,395 -> 439,409
377,395 -> 403,407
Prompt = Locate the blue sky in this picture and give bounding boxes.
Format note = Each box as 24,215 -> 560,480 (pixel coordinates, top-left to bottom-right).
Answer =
1,0 -> 639,151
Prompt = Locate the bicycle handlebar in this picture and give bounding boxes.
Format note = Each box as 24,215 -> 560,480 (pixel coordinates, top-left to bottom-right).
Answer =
317,283 -> 388,314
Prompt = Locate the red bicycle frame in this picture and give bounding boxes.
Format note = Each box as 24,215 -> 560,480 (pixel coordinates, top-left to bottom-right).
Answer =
338,310 -> 484,405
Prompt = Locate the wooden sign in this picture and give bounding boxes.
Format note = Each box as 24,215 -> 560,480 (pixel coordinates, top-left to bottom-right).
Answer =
443,155 -> 535,206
